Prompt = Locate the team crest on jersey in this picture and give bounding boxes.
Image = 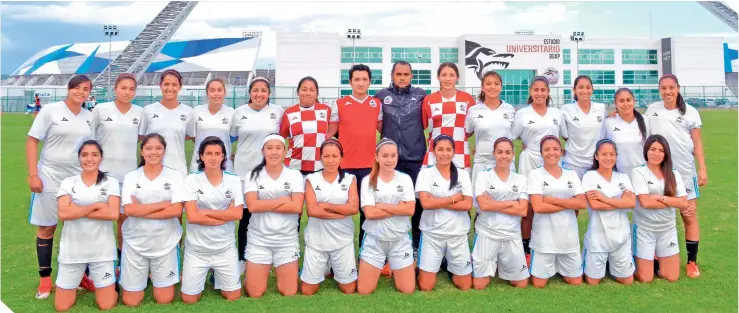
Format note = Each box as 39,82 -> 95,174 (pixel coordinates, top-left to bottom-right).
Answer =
396,184 -> 404,193
100,188 -> 107,196
567,181 -> 573,189
164,182 -> 171,190
676,116 -> 683,124
270,113 -> 277,119
383,96 -> 392,105
132,118 -> 139,125
618,183 -> 626,191
455,183 -> 463,190
553,118 -> 559,126
225,190 -> 232,199
222,117 -> 229,124
369,99 -> 378,108
503,113 -> 510,120
597,116 -> 603,122
512,185 -> 519,193
319,111 -> 326,119
284,181 -> 291,190
341,184 -> 348,191
180,114 -> 187,121
459,104 -> 466,112
86,120 -> 92,127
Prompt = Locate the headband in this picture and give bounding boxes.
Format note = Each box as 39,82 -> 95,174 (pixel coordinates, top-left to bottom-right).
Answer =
376,138 -> 398,152
321,138 -> 343,151
250,76 -> 271,85
539,135 -> 560,151
433,134 -> 455,147
532,75 -> 550,87
493,137 -> 514,151
595,139 -> 617,151
262,134 -> 286,147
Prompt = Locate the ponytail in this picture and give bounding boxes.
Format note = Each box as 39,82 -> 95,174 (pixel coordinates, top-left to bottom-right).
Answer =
633,109 -> 647,140
368,159 -> 380,191
676,93 -> 687,115
449,165 -> 459,191
250,158 -> 267,182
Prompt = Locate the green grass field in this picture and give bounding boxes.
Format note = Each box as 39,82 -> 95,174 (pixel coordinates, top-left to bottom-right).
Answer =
1,111 -> 737,312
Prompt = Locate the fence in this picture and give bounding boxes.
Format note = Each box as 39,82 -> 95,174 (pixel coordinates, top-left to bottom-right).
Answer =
2,85 -> 736,112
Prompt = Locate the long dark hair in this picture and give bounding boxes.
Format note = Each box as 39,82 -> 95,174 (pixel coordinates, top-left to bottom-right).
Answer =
160,69 -> 182,86
539,135 -> 561,154
78,140 -> 107,185
589,139 -> 618,172
643,134 -> 677,197
572,75 -> 593,102
248,77 -> 271,105
197,136 -> 227,171
319,139 -> 346,183
658,74 -> 686,115
297,76 -> 319,105
527,76 -> 552,106
369,138 -> 398,190
138,133 -> 167,167
478,71 -> 503,102
614,88 -> 647,140
250,133 -> 284,182
68,75 -> 92,90
437,62 -> 460,77
432,135 -> 458,190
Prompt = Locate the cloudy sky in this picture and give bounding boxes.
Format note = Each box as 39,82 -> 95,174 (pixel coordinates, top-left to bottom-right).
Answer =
1,0 -> 737,74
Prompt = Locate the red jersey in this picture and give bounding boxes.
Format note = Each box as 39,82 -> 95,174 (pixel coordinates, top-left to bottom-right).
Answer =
421,90 -> 476,171
280,103 -> 332,172
329,95 -> 383,169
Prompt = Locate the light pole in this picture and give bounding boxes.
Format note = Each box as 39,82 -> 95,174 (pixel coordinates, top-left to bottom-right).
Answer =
346,28 -> 362,65
103,25 -> 119,100
570,31 -> 584,77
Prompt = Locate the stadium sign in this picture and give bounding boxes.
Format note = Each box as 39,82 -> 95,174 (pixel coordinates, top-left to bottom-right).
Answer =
463,37 -> 563,85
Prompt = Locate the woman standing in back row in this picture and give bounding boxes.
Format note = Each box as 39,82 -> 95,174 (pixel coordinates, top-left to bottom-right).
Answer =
280,77 -> 331,175
189,78 -> 235,173
560,75 -> 608,179
231,76 -> 284,273
603,88 -> 650,180
645,74 -> 707,278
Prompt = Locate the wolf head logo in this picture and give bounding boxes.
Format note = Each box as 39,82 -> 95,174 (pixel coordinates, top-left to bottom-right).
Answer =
465,40 -> 515,81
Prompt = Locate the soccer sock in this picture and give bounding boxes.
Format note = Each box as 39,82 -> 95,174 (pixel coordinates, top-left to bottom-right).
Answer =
237,208 -> 249,261
522,239 -> 531,254
117,248 -> 122,262
36,237 -> 53,278
653,258 -> 660,276
686,240 -> 699,263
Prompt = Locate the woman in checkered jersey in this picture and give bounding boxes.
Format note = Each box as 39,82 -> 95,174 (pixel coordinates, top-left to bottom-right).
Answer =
421,62 -> 476,174
279,77 -> 332,176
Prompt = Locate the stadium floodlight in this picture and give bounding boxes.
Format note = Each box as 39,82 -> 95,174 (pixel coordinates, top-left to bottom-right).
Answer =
103,25 -> 119,100
570,31 -> 585,77
346,28 -> 362,65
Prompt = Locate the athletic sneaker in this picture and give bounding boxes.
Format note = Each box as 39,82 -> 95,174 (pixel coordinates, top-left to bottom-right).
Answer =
687,261 -> 701,278
36,277 -> 52,299
381,263 -> 392,278
79,274 -> 96,292
525,253 -> 531,268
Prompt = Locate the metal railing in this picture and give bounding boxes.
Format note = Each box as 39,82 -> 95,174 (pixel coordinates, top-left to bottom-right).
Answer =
2,85 -> 736,112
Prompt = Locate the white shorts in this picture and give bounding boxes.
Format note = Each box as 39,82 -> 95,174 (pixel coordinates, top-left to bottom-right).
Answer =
245,243 -> 300,267
359,233 -> 414,271
56,261 -> 116,290
632,224 -> 679,260
181,245 -> 241,295
562,161 -> 590,180
119,243 -> 180,291
583,242 -> 635,279
301,244 -> 357,285
529,250 -> 583,279
518,150 -> 543,178
29,192 -> 59,226
418,232 -> 472,276
682,175 -> 699,200
471,235 -> 529,281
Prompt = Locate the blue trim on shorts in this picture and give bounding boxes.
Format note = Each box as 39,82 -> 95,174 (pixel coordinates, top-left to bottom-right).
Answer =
176,245 -> 181,277
418,234 -> 424,262
693,177 -> 700,198
28,193 -> 36,223
529,250 -> 535,274
582,248 -> 587,272
358,233 -> 367,256
631,224 -> 638,260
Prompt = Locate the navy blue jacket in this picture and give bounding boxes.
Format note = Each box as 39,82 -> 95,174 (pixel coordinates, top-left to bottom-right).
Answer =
376,83 -> 427,162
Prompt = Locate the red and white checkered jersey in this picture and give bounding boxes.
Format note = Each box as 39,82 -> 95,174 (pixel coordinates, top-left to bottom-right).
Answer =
279,103 -> 332,172
421,90 -> 476,170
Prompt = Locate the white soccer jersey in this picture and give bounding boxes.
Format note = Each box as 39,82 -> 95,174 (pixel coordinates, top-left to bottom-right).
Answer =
138,102 -> 195,176
511,106 -> 564,153
28,101 -> 93,188
473,168 -> 528,241
465,101 -> 515,166
304,172 -> 356,251
415,166 -> 473,237
189,105 -> 235,173
603,114 -> 651,175
527,167 -> 584,254
581,170 -> 633,253
243,166 -> 305,247
230,104 -> 284,178
182,171 -> 244,254
121,167 -> 185,258
91,102 -> 144,181
56,175 -> 120,264
631,166 -> 686,232
645,102 -> 702,176
560,102 -> 607,168
360,171 -> 415,241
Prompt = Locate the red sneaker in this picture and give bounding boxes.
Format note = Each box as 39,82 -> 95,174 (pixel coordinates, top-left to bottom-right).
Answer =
36,277 -> 52,299
78,274 -> 96,292
525,253 -> 531,268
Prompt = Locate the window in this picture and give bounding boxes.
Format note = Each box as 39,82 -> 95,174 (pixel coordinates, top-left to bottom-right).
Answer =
412,70 -> 432,85
563,89 -> 615,103
563,70 -> 571,85
391,47 -> 432,63
578,49 -> 615,65
340,89 -> 379,96
341,47 -> 383,64
563,49 -> 571,65
623,70 -> 659,84
439,47 -> 459,63
577,70 -> 616,85
632,88 -> 660,107
496,70 -> 535,105
622,49 -> 658,65
341,69 -> 382,85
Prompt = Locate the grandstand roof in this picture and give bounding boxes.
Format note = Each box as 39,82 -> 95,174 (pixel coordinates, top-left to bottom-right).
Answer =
11,37 -> 261,77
